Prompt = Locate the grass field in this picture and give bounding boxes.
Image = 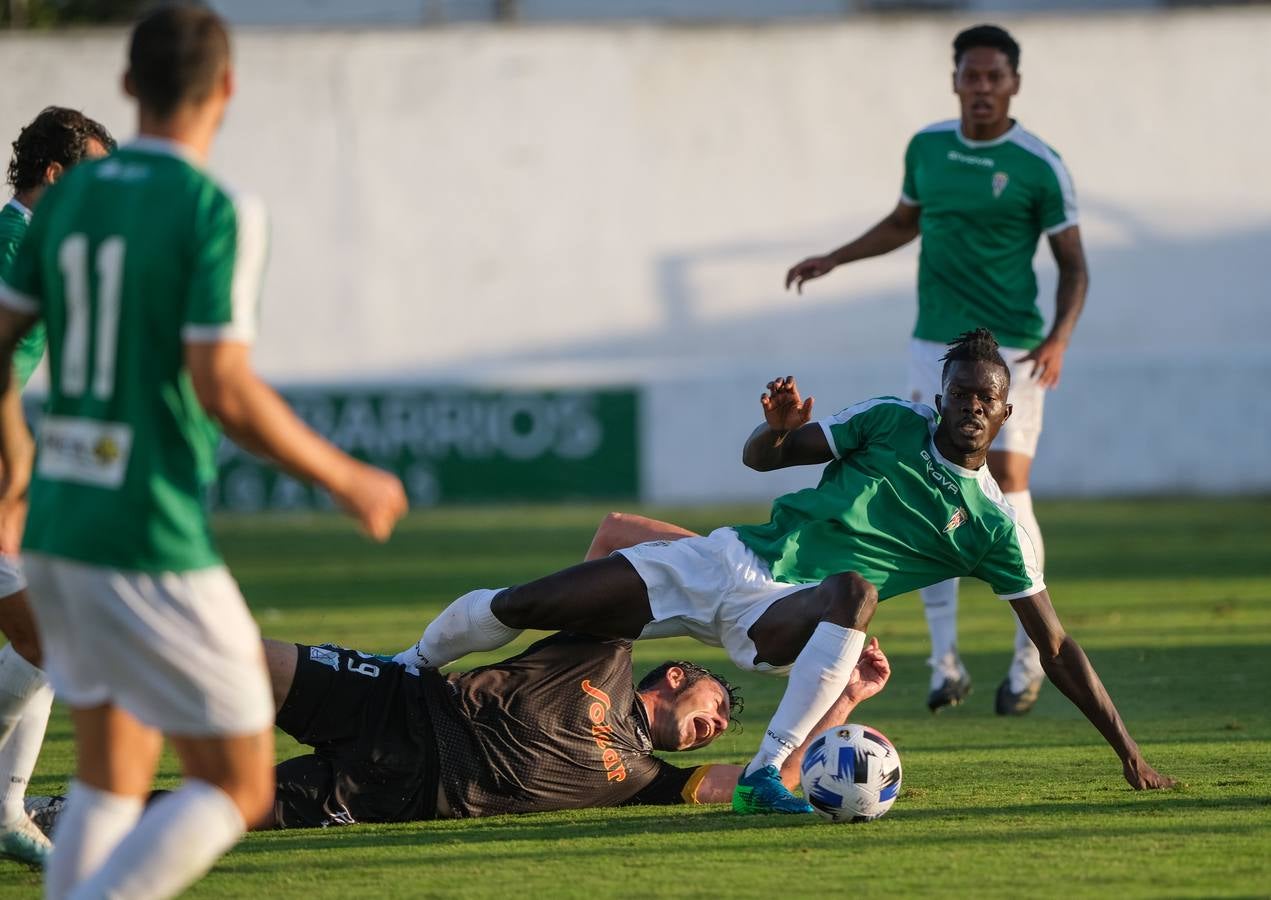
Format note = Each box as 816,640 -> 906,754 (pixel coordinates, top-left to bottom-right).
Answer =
2,498 -> 1269,898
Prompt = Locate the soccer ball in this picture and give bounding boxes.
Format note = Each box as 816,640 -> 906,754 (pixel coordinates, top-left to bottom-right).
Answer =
799,723 -> 902,823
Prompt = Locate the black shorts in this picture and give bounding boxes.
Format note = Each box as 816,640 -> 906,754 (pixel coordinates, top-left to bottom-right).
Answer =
273,644 -> 442,828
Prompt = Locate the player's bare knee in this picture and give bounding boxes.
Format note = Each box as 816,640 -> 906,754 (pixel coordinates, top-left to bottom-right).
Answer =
821,571 -> 878,630
490,585 -> 534,629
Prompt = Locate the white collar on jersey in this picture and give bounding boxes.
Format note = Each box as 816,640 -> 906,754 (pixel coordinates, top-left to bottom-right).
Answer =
4,198 -> 31,223
955,121 -> 1021,149
123,136 -> 201,165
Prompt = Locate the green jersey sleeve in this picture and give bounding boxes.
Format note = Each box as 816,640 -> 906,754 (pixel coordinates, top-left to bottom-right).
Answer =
0,210 -> 46,317
1035,148 -> 1078,235
900,136 -> 920,206
818,397 -> 931,459
971,521 -> 1046,600
182,191 -> 268,344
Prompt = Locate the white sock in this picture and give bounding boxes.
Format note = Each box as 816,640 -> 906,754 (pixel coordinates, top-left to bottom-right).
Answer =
45,780 -> 144,900
1005,490 -> 1045,690
921,578 -> 962,689
395,589 -> 522,669
0,644 -> 48,743
0,646 -> 53,825
67,779 -> 245,900
745,623 -> 866,776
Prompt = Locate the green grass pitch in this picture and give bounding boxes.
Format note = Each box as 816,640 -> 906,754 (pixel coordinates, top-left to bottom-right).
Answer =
2,499 -> 1269,898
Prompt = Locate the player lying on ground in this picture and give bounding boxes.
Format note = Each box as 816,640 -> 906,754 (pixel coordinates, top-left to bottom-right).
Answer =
0,106 -> 115,867
266,634 -> 887,824
397,329 -> 1175,815
26,635 -> 882,828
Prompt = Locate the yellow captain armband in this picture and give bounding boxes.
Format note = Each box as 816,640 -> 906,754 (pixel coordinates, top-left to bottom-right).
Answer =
681,765 -> 717,804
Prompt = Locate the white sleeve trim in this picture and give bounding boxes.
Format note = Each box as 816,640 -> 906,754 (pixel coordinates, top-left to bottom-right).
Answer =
997,582 -> 1046,602
898,192 -> 920,207
186,192 -> 268,343
1045,218 -> 1079,236
0,280 -> 38,315
817,397 -> 932,460
818,420 -> 841,459
182,322 -> 255,344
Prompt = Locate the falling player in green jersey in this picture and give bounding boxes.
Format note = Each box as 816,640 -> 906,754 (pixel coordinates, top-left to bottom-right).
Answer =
0,8 -> 407,897
785,24 -> 1090,716
397,330 -> 1174,815
0,107 -> 114,868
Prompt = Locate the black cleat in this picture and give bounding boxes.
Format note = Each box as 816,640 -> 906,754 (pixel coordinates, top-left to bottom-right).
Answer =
926,673 -> 972,713
995,677 -> 1043,716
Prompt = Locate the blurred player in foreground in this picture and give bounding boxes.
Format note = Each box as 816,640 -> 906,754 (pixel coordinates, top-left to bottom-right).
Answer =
0,7 -> 406,898
786,24 -> 1089,715
258,635 -> 888,826
0,106 -> 115,866
399,330 -> 1174,816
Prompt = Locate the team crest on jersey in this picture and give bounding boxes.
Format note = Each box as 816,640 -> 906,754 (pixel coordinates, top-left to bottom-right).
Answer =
992,172 -> 1009,198
944,507 -> 968,534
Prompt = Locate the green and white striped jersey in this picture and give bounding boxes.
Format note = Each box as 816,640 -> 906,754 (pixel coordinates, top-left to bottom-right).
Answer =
731,398 -> 1044,601
0,138 -> 267,572
901,119 -> 1078,350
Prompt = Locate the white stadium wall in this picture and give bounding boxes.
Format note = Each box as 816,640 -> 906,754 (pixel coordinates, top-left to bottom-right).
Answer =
1,9 -> 1268,500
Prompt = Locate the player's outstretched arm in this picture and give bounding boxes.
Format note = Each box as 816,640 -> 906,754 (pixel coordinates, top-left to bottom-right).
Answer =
688,639 -> 890,803
186,341 -> 407,541
1010,590 -> 1176,790
583,512 -> 700,561
784,202 -> 920,294
743,376 -> 834,471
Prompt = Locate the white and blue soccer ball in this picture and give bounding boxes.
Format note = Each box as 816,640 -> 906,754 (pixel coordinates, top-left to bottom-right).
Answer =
799,723 -> 902,823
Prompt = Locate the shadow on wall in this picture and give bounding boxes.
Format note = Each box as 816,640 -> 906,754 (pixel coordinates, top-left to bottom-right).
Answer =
394,200 -> 1271,383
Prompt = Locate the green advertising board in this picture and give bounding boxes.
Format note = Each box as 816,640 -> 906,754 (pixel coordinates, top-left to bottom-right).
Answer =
20,386 -> 639,512
212,386 -> 640,511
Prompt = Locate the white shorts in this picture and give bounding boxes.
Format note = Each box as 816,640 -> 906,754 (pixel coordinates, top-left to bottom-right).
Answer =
24,553 -> 273,736
0,554 -> 26,598
907,337 -> 1045,458
617,527 -> 807,674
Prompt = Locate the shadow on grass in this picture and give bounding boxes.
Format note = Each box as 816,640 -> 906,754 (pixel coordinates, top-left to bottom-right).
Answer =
231,792 -> 1269,860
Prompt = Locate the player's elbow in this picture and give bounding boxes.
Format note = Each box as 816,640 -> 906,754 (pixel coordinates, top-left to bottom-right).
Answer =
186,342 -> 255,428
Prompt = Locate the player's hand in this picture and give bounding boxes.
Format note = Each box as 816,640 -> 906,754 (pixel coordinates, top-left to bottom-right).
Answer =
1017,338 -> 1068,389
332,462 -> 408,542
761,377 -> 814,433
1122,756 -> 1178,790
785,255 -> 836,294
845,638 -> 890,704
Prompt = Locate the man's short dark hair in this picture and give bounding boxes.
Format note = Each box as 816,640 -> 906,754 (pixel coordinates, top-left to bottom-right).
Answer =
7,107 -> 116,193
638,660 -> 744,724
128,4 -> 230,118
953,24 -> 1020,73
940,327 -> 1010,384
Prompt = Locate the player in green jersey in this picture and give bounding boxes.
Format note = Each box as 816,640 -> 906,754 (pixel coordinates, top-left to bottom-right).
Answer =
0,8 -> 407,897
0,106 -> 114,867
785,24 -> 1090,716
397,330 -> 1174,815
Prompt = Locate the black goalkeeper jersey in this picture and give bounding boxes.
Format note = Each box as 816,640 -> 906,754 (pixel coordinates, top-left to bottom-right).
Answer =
421,633 -> 696,817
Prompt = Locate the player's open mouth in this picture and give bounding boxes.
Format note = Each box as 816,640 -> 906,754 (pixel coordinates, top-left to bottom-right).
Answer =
693,717 -> 712,744
957,420 -> 983,434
